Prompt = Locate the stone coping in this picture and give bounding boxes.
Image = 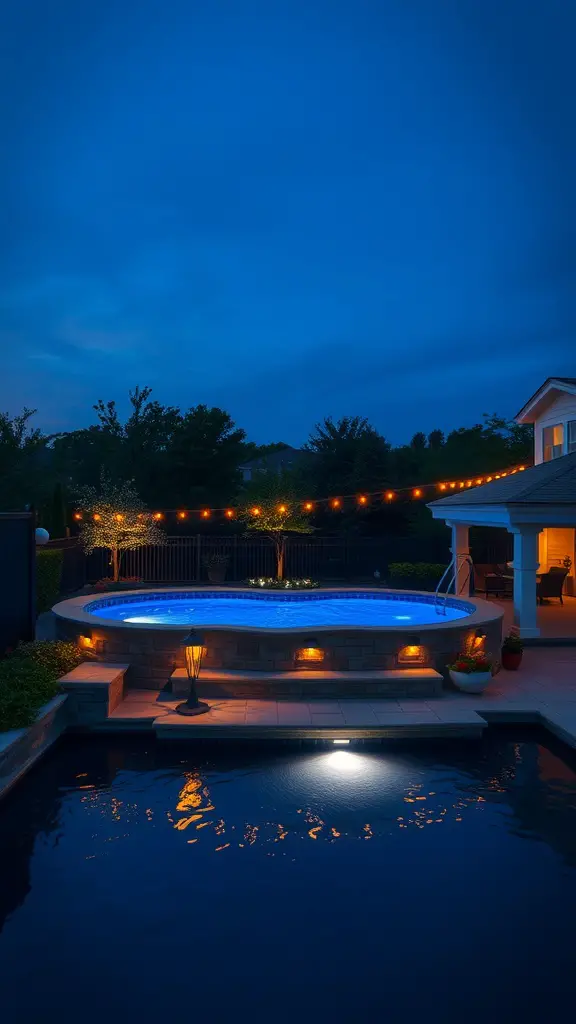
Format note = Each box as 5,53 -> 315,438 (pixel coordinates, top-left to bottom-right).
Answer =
52,586 -> 503,635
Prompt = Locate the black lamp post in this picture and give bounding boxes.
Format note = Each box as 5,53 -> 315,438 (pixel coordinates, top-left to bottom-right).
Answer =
176,629 -> 211,716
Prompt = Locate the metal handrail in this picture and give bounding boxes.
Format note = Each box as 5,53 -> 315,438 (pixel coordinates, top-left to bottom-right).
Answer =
434,554 -> 473,614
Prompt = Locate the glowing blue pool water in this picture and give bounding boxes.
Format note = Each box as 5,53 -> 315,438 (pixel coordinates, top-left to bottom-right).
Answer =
86,591 -> 471,628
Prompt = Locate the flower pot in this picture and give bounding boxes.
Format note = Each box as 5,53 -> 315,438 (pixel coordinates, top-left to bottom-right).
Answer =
501,649 -> 523,671
449,669 -> 492,694
207,565 -> 227,583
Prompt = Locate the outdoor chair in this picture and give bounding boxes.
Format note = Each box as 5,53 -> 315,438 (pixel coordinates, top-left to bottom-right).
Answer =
537,567 -> 568,605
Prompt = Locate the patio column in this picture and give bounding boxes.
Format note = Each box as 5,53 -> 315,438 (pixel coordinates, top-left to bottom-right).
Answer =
448,521 -> 471,596
510,525 -> 542,638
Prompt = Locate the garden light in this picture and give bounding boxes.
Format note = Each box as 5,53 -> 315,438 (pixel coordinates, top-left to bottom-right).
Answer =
176,630 -> 210,717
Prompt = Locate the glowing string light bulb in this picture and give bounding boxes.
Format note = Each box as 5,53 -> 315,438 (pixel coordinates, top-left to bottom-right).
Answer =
304,502 -> 314,511
331,498 -> 341,509
251,507 -> 261,516
277,505 -> 287,514
201,509 -> 210,518
225,509 -> 234,518
413,488 -> 422,498
385,491 -> 394,501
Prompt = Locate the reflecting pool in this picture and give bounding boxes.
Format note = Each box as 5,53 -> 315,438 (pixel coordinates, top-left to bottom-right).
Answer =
1,731 -> 576,1023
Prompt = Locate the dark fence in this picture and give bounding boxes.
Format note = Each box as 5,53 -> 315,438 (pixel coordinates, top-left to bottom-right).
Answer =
0,512 -> 36,653
49,529 -> 512,592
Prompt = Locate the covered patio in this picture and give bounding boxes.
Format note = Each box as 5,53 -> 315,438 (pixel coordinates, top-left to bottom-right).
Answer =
429,453 -> 576,639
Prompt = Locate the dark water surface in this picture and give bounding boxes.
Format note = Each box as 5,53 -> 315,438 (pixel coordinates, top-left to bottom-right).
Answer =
1,731 -> 576,1023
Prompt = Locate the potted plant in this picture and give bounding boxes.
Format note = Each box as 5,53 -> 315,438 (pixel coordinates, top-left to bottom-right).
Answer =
203,552 -> 229,583
501,632 -> 523,670
448,652 -> 493,694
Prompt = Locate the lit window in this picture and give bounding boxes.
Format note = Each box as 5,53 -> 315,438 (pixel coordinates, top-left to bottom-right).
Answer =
543,423 -> 563,461
568,420 -> 576,454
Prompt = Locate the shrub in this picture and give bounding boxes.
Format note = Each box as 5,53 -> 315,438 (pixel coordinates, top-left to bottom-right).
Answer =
0,659 -> 59,731
388,562 -> 447,580
11,640 -> 84,678
36,548 -> 64,613
246,577 -> 319,589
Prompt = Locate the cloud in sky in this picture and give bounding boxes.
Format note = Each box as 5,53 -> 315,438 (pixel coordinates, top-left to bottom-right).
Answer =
0,0 -> 574,443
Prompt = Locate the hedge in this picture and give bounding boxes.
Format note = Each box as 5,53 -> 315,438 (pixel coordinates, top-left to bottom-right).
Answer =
0,640 -> 84,731
36,547 -> 64,613
388,562 -> 448,580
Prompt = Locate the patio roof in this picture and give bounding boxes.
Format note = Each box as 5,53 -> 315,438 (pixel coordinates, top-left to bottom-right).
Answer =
429,451 -> 576,509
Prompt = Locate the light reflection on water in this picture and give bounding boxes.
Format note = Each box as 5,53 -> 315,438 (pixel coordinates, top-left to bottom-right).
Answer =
1,732 -> 576,1020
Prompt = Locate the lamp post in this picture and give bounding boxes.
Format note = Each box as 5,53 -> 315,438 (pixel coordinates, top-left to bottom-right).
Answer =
176,630 -> 211,716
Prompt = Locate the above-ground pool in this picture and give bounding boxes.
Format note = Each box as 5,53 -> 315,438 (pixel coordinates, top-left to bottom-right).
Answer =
54,588 -> 504,693
86,590 -> 471,628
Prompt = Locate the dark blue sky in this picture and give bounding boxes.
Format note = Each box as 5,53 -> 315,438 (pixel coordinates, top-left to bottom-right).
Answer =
1,0 -> 574,444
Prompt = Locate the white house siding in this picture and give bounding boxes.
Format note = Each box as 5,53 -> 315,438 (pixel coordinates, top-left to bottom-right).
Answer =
533,391 -> 576,464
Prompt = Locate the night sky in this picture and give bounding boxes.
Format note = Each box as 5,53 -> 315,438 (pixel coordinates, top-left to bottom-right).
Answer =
1,1 -> 575,444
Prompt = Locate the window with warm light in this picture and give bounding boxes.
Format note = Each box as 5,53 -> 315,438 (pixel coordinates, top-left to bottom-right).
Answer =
568,420 -> 576,454
543,423 -> 564,461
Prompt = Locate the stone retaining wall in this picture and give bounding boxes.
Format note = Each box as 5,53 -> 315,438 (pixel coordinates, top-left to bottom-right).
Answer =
56,615 -> 503,690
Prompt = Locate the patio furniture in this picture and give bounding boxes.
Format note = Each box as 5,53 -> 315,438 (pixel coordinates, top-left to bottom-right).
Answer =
537,567 -> 568,605
474,564 -> 514,598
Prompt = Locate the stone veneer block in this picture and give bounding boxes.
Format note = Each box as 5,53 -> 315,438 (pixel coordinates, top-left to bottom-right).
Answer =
59,662 -> 129,724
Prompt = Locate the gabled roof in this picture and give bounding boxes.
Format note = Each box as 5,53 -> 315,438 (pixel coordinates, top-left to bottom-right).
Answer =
516,377 -> 576,424
429,451 -> 576,507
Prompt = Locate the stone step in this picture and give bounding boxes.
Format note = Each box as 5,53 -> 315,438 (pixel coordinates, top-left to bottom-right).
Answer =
59,662 -> 129,724
170,666 -> 444,699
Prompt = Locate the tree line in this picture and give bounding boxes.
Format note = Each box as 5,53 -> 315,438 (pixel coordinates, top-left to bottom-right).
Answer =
0,386 -> 532,537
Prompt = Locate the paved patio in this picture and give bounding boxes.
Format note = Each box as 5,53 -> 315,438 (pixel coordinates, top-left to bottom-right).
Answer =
104,647 -> 576,745
492,594 -> 576,639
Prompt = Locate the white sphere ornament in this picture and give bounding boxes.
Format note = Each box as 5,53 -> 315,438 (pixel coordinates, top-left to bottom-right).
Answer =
35,528 -> 50,546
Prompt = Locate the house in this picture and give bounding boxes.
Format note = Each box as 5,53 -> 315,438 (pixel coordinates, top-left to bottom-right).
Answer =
239,446 -> 317,482
429,377 -> 576,637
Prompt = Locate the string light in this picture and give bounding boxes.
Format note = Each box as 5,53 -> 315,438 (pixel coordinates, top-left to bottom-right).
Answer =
77,462 -> 528,520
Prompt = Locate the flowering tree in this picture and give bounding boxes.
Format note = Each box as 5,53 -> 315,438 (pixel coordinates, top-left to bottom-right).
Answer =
240,473 -> 313,579
76,475 -> 165,582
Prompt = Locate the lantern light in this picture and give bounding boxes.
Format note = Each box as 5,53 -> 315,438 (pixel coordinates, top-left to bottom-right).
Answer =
295,636 -> 325,664
398,634 -> 425,665
176,630 -> 210,717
